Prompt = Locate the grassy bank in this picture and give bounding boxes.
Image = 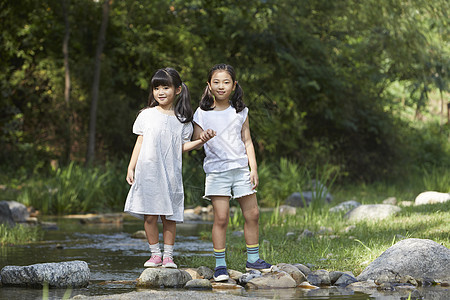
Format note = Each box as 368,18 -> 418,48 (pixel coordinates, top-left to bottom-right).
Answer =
178,200 -> 449,275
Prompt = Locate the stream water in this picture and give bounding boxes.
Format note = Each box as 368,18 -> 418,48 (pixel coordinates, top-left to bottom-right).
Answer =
0,217 -> 448,299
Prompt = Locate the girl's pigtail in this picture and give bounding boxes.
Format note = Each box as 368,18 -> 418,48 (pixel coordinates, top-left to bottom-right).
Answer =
231,82 -> 245,113
199,86 -> 215,111
175,82 -> 193,123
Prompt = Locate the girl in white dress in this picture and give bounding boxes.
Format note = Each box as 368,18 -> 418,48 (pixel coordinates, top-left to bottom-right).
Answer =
125,68 -> 214,268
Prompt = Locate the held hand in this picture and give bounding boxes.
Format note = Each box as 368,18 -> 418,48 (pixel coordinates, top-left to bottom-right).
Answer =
200,129 -> 216,143
126,169 -> 135,185
250,170 -> 259,190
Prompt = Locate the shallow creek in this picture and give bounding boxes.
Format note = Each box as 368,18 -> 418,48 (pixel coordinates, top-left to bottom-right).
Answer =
0,217 -> 447,299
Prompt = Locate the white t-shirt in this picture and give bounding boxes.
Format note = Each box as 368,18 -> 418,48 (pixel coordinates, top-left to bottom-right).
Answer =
193,106 -> 249,173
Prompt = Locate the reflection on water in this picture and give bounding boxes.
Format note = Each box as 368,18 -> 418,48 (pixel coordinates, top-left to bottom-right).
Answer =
0,218 -> 448,300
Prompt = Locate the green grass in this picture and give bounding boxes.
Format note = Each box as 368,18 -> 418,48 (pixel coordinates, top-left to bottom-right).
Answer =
178,193 -> 450,275
0,224 -> 43,246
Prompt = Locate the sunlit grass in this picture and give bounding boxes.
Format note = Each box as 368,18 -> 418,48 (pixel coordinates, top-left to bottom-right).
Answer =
189,198 -> 449,275
0,224 -> 43,246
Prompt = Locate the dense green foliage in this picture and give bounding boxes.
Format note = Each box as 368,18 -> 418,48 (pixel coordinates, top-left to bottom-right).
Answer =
2,158 -> 448,215
1,0 -> 449,183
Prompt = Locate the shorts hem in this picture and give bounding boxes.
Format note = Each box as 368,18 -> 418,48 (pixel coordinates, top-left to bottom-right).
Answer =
202,190 -> 256,201
233,190 -> 257,199
202,194 -> 232,201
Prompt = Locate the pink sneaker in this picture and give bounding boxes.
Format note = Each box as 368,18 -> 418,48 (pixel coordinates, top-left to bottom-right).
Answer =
144,255 -> 162,267
162,257 -> 177,268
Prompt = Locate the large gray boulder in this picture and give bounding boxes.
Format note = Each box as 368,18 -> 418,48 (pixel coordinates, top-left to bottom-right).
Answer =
2,201 -> 29,222
0,202 -> 15,226
357,238 -> 450,283
345,204 -> 401,222
415,191 -> 450,205
1,260 -> 90,288
137,268 -> 192,288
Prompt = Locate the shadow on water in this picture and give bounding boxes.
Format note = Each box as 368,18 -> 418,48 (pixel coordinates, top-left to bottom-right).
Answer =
0,217 -> 448,299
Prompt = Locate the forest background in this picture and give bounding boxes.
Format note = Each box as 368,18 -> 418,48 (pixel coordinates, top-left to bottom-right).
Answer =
1,0 -> 449,214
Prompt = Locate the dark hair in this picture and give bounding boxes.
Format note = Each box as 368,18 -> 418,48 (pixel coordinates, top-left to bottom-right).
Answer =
199,63 -> 245,113
145,67 -> 193,123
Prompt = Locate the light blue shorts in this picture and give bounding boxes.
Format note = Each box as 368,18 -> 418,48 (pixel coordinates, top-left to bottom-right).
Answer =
204,167 -> 256,201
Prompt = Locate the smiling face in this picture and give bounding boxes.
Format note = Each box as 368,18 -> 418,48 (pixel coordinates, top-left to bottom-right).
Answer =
152,85 -> 181,110
208,70 -> 236,102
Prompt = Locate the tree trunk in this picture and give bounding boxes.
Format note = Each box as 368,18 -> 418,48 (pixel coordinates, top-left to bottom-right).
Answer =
62,0 -> 71,163
86,0 -> 110,165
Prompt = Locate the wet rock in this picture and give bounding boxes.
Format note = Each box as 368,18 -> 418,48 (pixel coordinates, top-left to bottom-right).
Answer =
307,270 -> 331,286
197,266 -> 214,280
329,271 -> 345,284
0,202 -> 15,226
211,281 -> 244,290
228,269 -> 243,281
293,263 -> 311,276
183,268 -> 202,279
347,280 -> 378,293
345,204 -> 401,222
330,271 -> 355,284
1,201 -> 29,222
0,260 -> 90,288
40,221 -> 58,230
415,191 -> 450,205
334,273 -> 358,287
64,213 -> 123,224
131,230 -> 146,239
184,279 -> 212,290
297,281 -> 319,289
276,263 -> 306,285
357,238 -> 450,283
137,268 -> 192,288
239,270 -> 262,284
246,271 -> 297,289
329,200 -> 361,213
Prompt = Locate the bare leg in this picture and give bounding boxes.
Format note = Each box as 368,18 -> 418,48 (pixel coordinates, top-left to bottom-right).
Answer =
161,215 -> 176,245
144,215 -> 159,245
236,193 -> 260,245
211,196 -> 231,250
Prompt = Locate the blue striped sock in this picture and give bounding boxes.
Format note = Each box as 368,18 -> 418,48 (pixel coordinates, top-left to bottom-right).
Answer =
247,244 -> 260,263
214,248 -> 226,268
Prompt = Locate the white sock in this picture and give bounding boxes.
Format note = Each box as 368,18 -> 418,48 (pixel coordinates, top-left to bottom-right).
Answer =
163,244 -> 174,259
149,243 -> 161,257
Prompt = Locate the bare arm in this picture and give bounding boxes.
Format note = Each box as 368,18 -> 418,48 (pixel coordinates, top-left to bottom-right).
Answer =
183,123 -> 216,152
241,116 -> 258,189
126,135 -> 143,185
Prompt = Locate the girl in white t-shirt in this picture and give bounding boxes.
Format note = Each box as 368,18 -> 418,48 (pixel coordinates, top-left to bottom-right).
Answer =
125,68 -> 213,269
193,64 -> 272,282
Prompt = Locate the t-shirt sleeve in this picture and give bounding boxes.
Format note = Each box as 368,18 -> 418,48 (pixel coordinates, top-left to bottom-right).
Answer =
182,122 -> 194,144
132,111 -> 145,135
241,107 -> 249,126
193,108 -> 204,130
